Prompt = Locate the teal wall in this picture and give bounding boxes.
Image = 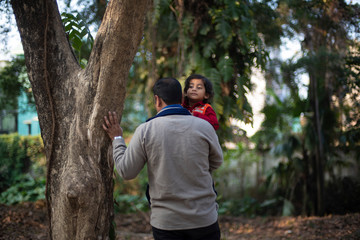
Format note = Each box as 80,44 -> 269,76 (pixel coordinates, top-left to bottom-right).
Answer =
1,114 -> 16,133
17,92 -> 40,136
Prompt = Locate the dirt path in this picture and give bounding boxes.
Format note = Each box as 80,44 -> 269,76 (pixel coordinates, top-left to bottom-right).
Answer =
1,201 -> 359,240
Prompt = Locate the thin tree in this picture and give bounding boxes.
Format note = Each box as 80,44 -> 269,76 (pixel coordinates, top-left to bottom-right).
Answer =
283,0 -> 360,216
10,0 -> 149,238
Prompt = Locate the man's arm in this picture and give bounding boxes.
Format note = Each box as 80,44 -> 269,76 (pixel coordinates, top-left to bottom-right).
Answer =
103,111 -> 146,180
208,130 -> 223,171
112,134 -> 146,180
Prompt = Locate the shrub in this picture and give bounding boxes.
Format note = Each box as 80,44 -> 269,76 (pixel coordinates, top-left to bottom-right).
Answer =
324,177 -> 360,214
0,174 -> 45,205
113,193 -> 149,214
0,134 -> 45,193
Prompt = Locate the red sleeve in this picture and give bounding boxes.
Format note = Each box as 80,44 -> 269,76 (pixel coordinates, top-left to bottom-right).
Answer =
193,106 -> 219,130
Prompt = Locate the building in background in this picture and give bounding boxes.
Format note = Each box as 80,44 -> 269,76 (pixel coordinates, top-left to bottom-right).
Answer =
0,90 -> 40,136
17,91 -> 40,136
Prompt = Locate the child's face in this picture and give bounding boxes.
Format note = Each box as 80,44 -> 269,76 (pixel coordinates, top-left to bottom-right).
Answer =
186,79 -> 209,105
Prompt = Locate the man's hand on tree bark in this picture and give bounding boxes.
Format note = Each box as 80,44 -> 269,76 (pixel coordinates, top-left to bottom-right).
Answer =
102,111 -> 123,140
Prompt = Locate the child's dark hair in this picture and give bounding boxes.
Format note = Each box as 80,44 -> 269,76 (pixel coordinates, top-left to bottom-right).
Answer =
153,77 -> 182,105
184,74 -> 214,104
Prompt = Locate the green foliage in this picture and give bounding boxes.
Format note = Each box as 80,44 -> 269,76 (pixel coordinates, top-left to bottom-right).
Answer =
255,0 -> 360,216
0,174 -> 45,205
0,54 -> 34,112
0,134 -> 27,191
324,177 -> 360,214
0,134 -> 44,193
113,194 -> 149,214
58,0 -> 283,142
260,197 -> 295,216
218,196 -> 260,217
63,0 -> 107,29
124,0 -> 280,143
214,142 -> 260,195
61,11 -> 94,68
121,93 -> 147,135
109,220 -> 116,240
113,167 -> 149,214
218,195 -> 295,217
0,134 -> 45,205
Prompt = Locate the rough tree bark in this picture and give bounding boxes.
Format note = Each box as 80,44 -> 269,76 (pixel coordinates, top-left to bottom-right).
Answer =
10,0 -> 149,239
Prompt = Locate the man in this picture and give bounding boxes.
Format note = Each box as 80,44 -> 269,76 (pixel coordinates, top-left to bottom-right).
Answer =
103,77 -> 223,240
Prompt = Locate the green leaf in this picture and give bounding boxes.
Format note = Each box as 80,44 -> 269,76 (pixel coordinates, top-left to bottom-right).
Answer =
225,0 -> 240,21
72,37 -> 83,51
205,68 -> 221,87
64,22 -> 74,32
70,29 -> 82,38
282,199 -> 295,216
222,96 -> 233,117
199,23 -> 211,35
61,11 -> 94,66
217,55 -> 234,83
215,16 -> 232,46
202,39 -> 216,58
194,52 -> 212,73
80,28 -> 89,39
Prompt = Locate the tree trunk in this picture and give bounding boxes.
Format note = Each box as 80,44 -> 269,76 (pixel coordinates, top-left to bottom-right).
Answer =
145,3 -> 158,118
312,74 -> 325,216
11,0 -> 149,239
170,0 -> 185,77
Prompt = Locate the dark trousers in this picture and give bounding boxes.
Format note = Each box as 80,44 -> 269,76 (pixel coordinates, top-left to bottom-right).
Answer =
152,221 -> 221,240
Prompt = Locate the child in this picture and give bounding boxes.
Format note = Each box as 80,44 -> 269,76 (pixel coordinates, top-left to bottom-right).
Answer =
183,74 -> 219,197
182,74 -> 219,130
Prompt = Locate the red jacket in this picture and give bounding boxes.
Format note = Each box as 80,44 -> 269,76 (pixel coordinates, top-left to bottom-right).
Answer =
182,101 -> 219,130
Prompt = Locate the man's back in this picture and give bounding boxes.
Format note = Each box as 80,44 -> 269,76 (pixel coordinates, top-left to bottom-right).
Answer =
113,114 -> 223,230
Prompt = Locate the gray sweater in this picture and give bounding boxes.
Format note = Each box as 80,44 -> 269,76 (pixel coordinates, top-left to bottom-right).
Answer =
113,114 -> 223,230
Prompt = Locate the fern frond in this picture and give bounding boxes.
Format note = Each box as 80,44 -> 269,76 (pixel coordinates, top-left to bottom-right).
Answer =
217,55 -> 234,83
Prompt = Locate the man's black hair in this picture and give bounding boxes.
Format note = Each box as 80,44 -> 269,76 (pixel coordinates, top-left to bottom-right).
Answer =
153,77 -> 182,105
184,74 -> 214,104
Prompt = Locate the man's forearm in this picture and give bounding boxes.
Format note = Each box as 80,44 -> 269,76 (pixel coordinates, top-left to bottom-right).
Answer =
112,138 -> 128,178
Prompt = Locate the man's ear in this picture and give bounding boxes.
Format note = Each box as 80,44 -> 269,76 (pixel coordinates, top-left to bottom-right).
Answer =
154,95 -> 162,108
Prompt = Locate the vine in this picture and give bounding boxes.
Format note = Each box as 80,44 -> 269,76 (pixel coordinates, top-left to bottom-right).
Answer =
43,1 -> 56,238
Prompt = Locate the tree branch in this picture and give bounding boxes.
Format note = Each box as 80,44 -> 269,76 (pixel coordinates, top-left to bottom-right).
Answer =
85,0 -> 150,142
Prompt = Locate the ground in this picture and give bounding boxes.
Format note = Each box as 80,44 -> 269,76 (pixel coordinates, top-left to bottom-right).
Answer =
1,200 -> 359,240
